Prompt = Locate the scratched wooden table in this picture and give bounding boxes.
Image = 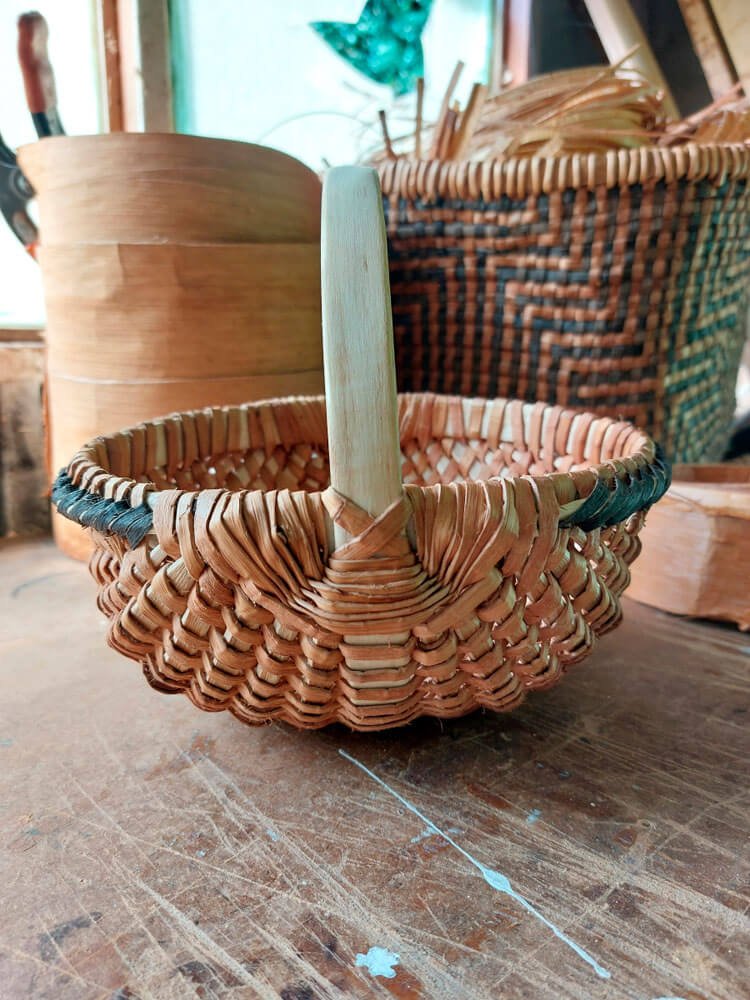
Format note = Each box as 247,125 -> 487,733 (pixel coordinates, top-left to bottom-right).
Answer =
0,537 -> 748,1000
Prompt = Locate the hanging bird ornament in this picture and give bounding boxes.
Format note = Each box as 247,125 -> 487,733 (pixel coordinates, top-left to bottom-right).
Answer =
311,0 -> 433,96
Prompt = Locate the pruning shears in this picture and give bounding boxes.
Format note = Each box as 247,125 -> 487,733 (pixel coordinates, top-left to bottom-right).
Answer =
1,13 -> 65,256
0,132 -> 37,257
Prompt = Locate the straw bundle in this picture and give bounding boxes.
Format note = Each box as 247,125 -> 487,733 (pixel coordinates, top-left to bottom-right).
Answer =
462,66 -> 665,158
371,62 -> 750,163
371,63 -> 664,162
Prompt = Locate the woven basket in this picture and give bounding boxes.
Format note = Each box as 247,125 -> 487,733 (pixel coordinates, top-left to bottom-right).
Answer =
51,168 -> 670,731
378,145 -> 750,463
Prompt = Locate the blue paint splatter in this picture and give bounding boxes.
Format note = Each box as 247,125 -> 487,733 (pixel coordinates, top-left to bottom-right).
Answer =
526,808 -> 541,824
195,849 -> 206,857
355,946 -> 399,979
340,750 -> 611,981
266,828 -> 280,842
477,863 -> 611,980
0,738 -> 13,748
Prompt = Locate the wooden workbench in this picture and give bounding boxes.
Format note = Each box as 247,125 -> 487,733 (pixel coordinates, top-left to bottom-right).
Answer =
1,537 -> 747,999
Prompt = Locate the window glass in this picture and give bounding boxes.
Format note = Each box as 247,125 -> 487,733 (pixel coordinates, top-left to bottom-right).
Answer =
172,0 -> 491,170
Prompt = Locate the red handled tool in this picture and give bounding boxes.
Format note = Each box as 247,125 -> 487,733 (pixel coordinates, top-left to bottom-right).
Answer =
1,12 -> 66,254
17,11 -> 65,137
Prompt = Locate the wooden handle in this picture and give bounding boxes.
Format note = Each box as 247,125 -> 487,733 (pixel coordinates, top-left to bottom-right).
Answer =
321,166 -> 402,547
18,12 -> 63,135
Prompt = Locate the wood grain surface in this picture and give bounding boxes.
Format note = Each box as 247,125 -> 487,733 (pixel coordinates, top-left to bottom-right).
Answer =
0,538 -> 747,999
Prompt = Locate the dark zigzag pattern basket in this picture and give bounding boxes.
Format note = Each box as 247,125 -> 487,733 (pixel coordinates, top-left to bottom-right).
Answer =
378,145 -> 750,463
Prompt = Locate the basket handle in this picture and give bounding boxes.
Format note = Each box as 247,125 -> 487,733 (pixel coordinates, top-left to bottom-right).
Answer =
321,166 -> 402,548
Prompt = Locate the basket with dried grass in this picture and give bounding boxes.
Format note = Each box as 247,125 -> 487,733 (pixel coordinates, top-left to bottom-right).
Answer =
373,62 -> 750,463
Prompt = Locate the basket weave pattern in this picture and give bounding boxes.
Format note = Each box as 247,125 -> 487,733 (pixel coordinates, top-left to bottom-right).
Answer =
54,394 -> 668,731
379,146 -> 750,463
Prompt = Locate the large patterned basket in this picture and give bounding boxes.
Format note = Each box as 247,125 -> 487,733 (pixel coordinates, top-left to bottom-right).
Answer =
51,168 -> 670,732
378,144 -> 750,463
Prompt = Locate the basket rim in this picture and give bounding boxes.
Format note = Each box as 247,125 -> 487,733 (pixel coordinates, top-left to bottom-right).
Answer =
376,142 -> 750,200
52,392 -> 671,548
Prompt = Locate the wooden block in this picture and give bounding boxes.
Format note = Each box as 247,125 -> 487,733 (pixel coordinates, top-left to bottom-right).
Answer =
629,464 -> 750,630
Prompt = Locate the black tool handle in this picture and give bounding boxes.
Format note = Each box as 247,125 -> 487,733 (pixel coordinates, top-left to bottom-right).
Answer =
0,129 -> 38,253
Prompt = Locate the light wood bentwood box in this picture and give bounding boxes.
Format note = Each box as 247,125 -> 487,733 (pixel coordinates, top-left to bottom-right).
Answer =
18,133 -> 324,560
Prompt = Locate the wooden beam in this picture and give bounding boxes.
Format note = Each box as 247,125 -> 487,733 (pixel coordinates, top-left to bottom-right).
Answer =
0,327 -> 44,345
503,0 -> 532,88
115,0 -> 174,132
676,0 -> 738,99
583,0 -> 679,118
98,0 -> 124,131
489,0 -> 506,94
710,0 -> 750,95
138,0 -> 174,131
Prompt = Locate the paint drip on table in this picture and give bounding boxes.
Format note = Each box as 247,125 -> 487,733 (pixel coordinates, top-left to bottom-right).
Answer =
340,750 -> 612,981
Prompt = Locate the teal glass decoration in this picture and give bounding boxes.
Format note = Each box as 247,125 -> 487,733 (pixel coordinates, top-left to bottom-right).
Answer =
311,0 -> 434,96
